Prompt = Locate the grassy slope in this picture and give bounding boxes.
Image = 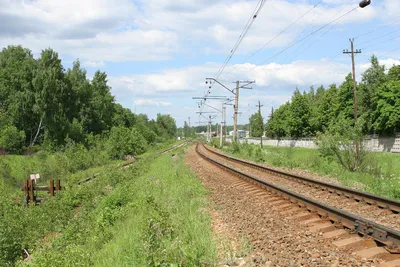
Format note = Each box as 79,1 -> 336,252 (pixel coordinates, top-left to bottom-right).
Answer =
94,149 -> 215,266
7,147 -> 215,266
221,144 -> 400,200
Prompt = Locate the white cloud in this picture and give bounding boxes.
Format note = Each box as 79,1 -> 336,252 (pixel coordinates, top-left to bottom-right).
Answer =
359,58 -> 399,72
134,99 -> 172,107
0,0 -> 384,63
0,0 -> 178,62
82,60 -> 105,68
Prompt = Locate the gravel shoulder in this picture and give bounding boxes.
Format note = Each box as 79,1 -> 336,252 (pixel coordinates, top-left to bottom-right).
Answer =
185,145 -> 381,267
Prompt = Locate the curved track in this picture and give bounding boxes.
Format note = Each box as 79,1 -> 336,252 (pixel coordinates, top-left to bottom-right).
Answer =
196,143 -> 400,254
202,143 -> 400,213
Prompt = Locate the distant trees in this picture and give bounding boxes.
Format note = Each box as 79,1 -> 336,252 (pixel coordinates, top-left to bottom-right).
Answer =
266,56 -> 400,138
0,45 -> 177,154
249,112 -> 264,137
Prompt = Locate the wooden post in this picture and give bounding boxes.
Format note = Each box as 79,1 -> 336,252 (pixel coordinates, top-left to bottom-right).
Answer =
50,179 -> 54,197
56,180 -> 60,192
24,180 -> 29,205
29,179 -> 34,203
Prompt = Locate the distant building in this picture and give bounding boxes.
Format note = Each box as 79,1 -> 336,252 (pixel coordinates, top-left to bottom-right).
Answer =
229,130 -> 246,138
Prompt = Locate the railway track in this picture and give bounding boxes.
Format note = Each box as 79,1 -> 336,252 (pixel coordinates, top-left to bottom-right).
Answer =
196,143 -> 400,262
202,143 -> 400,214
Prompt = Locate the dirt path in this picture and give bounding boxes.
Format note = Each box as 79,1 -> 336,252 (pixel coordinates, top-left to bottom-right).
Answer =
184,145 -> 381,267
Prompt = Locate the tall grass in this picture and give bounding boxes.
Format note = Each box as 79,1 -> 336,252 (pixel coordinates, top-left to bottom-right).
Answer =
94,150 -> 216,266
5,147 -> 215,266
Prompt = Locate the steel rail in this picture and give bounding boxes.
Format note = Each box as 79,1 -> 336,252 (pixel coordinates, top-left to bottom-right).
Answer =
202,144 -> 400,213
196,143 -> 400,251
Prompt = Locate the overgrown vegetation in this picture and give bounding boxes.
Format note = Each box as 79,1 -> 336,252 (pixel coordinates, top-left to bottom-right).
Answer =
317,117 -> 369,172
266,56 -> 400,138
222,142 -> 400,200
0,147 -> 216,266
0,45 -> 177,154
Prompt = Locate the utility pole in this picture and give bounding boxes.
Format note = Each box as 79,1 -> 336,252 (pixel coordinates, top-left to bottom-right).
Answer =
256,101 -> 264,149
343,39 -> 361,122
233,81 -> 240,142
248,103 -> 251,138
220,102 -> 224,147
205,78 -> 254,142
188,117 -> 191,127
223,106 -> 227,142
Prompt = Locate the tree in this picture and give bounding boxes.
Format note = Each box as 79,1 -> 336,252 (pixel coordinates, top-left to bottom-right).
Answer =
336,73 -> 356,126
373,80 -> 400,134
183,121 -> 193,138
265,102 -> 290,138
0,45 -> 36,146
249,112 -> 264,137
358,56 -> 387,133
33,48 -> 71,146
87,71 -> 115,134
156,114 -> 177,139
288,89 -> 311,138
65,60 -> 91,129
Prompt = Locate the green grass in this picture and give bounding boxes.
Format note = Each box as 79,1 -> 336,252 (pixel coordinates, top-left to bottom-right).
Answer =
94,150 -> 216,266
0,144 -> 215,266
0,143 -> 115,187
222,143 -> 400,200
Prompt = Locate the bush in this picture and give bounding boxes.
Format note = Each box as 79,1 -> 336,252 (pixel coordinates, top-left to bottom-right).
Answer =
106,126 -> 147,160
317,117 -> 369,172
0,125 -> 25,153
232,141 -> 241,153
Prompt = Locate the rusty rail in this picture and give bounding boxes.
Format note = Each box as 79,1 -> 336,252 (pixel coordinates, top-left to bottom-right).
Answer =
202,144 -> 400,213
196,143 -> 400,252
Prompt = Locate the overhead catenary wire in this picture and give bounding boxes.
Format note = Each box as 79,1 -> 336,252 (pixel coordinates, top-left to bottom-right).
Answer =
281,0 -> 356,63
358,28 -> 400,46
202,0 -> 266,104
354,20 -> 400,39
214,0 -> 267,81
221,0 -> 326,80
235,5 -> 360,80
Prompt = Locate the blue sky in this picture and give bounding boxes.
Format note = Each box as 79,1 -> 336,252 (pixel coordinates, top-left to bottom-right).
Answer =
1,0 -> 399,127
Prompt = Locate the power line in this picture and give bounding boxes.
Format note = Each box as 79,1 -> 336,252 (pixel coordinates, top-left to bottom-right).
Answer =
360,34 -> 400,51
221,0 -> 325,79
354,20 -> 400,39
359,28 -> 400,46
282,0 -> 355,63
236,6 -> 360,80
214,0 -> 267,81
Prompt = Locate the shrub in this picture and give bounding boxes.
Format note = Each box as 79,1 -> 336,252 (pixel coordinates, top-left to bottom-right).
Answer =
317,117 -> 369,172
106,126 -> 147,160
232,141 -> 241,153
0,125 -> 25,154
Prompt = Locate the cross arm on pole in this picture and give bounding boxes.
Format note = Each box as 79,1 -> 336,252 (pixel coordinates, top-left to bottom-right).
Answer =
206,78 -> 235,94
201,102 -> 222,112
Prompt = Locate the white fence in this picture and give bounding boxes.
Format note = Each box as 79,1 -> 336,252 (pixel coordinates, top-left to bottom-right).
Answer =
225,137 -> 400,153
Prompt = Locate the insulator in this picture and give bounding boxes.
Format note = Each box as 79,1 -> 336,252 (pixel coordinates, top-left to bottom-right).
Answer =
359,0 -> 371,8
205,81 -> 208,84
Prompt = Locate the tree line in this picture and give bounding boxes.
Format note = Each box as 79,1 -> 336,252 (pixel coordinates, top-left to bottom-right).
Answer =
264,56 -> 400,139
0,45 -> 177,154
